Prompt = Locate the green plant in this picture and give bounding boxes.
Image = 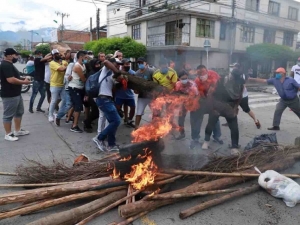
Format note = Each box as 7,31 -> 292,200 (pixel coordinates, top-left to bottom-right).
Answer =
84,36 -> 146,58
35,44 -> 51,56
19,50 -> 32,58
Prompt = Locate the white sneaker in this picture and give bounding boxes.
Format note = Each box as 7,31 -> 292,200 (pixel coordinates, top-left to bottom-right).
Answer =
231,148 -> 240,156
14,129 -> 30,137
93,137 -> 107,152
48,116 -> 54,122
202,141 -> 209,150
5,133 -> 19,141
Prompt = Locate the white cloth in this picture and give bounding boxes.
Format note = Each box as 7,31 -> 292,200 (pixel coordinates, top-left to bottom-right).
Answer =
97,108 -> 108,134
242,74 -> 248,98
136,98 -> 152,115
291,65 -> 300,84
98,66 -> 114,97
26,60 -> 34,67
64,63 -> 74,89
44,63 -> 51,83
68,62 -> 86,89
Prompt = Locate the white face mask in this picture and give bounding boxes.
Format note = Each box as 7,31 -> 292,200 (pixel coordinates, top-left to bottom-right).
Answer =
199,74 -> 208,81
181,79 -> 188,85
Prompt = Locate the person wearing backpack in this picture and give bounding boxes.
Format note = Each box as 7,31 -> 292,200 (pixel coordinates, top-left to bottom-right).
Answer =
92,58 -> 125,152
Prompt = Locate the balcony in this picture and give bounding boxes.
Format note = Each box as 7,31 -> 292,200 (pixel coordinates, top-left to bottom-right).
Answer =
147,32 -> 190,47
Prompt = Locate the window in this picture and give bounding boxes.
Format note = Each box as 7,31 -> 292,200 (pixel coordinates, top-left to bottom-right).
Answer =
132,24 -> 141,40
288,7 -> 298,21
268,1 -> 280,16
263,29 -> 275,43
283,32 -> 294,47
246,0 -> 259,11
220,22 -> 226,40
196,19 -> 215,38
240,26 -> 255,43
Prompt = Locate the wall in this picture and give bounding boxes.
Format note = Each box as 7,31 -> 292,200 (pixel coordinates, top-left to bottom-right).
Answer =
127,21 -> 147,44
234,24 -> 264,51
57,30 -> 90,43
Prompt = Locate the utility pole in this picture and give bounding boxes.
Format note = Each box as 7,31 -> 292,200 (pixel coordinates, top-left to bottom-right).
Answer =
96,8 -> 100,40
29,30 -> 39,51
90,17 -> 93,41
55,11 -> 70,42
229,0 -> 236,66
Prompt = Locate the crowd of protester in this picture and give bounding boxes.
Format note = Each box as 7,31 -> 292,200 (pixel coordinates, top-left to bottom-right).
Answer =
2,47 -> 300,156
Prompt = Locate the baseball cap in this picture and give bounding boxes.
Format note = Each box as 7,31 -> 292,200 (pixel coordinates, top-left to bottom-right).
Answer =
121,58 -> 131,64
51,49 -> 59,54
275,67 -> 286,74
3,48 -> 19,56
233,63 -> 240,68
137,57 -> 146,63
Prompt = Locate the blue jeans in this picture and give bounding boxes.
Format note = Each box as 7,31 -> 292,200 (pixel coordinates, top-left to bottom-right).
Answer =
190,107 -> 221,141
49,87 -> 65,118
29,80 -> 45,110
96,97 -> 121,146
57,90 -> 72,119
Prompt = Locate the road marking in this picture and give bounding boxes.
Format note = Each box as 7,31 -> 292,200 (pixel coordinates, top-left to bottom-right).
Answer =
249,102 -> 278,109
248,96 -> 279,103
248,94 -> 270,98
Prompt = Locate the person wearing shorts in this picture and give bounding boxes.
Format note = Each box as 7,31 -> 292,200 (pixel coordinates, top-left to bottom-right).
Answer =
134,57 -> 154,129
0,48 -> 31,141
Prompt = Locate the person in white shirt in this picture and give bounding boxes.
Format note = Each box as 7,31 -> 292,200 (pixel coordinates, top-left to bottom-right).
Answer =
93,58 -> 125,152
290,57 -> 300,97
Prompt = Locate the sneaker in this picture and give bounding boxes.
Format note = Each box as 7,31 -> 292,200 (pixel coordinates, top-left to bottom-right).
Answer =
190,140 -> 200,150
267,126 -> 280,131
4,133 -> 18,141
202,141 -> 209,150
70,126 -> 83,133
48,116 -> 54,122
231,148 -> 240,156
213,137 -> 224,145
176,133 -> 185,140
126,120 -> 135,128
84,126 -> 93,133
93,137 -> 106,152
14,129 -> 30,137
54,115 -> 60,127
29,109 -> 34,113
36,108 -> 45,113
107,145 -> 120,152
255,120 -> 261,129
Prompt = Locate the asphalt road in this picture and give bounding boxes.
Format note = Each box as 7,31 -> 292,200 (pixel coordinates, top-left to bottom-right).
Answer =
0,63 -> 300,225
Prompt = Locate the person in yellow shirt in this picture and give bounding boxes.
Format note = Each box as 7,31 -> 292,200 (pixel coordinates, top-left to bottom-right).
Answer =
152,58 -> 178,91
48,49 -> 68,122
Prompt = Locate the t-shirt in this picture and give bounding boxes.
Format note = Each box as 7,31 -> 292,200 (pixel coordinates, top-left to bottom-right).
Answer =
0,60 -> 22,98
152,68 -> 178,91
26,60 -> 35,74
291,65 -> 300,84
34,58 -> 46,81
68,62 -> 86,89
98,66 -> 114,97
44,63 -> 51,83
175,80 -> 199,96
242,74 -> 248,98
135,67 -> 154,98
64,63 -> 74,90
194,70 -> 220,97
49,60 -> 68,87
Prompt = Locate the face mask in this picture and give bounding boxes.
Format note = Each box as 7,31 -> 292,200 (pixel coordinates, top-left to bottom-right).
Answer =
83,59 -> 88,64
54,55 -> 60,60
124,66 -> 130,72
12,57 -> 18,63
199,74 -> 208,81
181,79 -> 188,85
275,73 -> 282,79
138,64 -> 145,70
160,67 -> 168,74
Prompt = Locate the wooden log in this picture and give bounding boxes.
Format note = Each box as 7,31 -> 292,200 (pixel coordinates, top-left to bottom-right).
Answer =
0,177 -> 120,206
0,172 -> 17,176
126,74 -> 167,94
146,188 -> 238,200
0,186 -> 125,219
179,184 -> 260,219
162,169 -> 300,179
28,190 -> 127,225
0,182 -> 72,188
118,157 -> 295,218
76,189 -> 142,225
116,211 -> 150,225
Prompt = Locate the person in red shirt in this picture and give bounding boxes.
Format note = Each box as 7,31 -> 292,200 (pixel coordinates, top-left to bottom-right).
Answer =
190,65 -> 223,150
174,70 -> 199,140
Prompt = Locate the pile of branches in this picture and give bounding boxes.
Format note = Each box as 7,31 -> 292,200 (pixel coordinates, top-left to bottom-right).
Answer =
0,144 -> 299,225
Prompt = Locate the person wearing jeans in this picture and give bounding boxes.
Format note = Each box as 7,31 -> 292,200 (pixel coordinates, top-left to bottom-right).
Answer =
29,80 -> 46,112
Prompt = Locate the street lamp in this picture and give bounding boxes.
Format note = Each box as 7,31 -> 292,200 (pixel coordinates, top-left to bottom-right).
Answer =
203,39 -> 211,69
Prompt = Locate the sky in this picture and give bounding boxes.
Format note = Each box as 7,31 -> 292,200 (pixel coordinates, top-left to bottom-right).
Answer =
0,0 -> 108,32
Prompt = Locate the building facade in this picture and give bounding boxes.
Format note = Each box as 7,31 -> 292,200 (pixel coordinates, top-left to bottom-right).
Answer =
107,0 -> 300,72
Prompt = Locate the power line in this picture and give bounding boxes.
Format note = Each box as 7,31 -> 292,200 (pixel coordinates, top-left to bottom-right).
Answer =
55,11 -> 70,42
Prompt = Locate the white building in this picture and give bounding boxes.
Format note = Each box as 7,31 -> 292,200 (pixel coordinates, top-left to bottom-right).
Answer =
107,0 -> 300,71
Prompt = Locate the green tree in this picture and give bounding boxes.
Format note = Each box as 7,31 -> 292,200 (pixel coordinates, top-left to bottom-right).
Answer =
35,44 -> 51,56
19,50 -> 32,58
246,43 -> 295,61
14,43 -> 23,52
84,36 -> 146,58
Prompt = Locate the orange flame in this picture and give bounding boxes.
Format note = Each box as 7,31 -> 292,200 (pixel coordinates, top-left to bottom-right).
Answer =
124,153 -> 158,190
111,167 -> 120,179
119,155 -> 132,161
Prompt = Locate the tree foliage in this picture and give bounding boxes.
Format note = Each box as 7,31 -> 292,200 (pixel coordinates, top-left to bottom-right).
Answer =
14,43 -> 23,52
19,50 -> 32,58
84,36 -> 147,58
246,43 -> 296,61
35,44 -> 51,56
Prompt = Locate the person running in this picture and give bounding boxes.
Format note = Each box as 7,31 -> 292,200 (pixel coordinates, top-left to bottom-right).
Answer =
0,48 -> 31,141
249,67 -> 300,130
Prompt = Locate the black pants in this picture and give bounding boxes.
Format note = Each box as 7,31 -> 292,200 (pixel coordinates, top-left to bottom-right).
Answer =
84,96 -> 99,127
204,100 -> 239,148
45,82 -> 51,103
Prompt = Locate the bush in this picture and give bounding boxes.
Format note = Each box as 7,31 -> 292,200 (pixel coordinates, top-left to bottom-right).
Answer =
84,36 -> 147,58
35,44 -> 51,56
19,50 -> 32,58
